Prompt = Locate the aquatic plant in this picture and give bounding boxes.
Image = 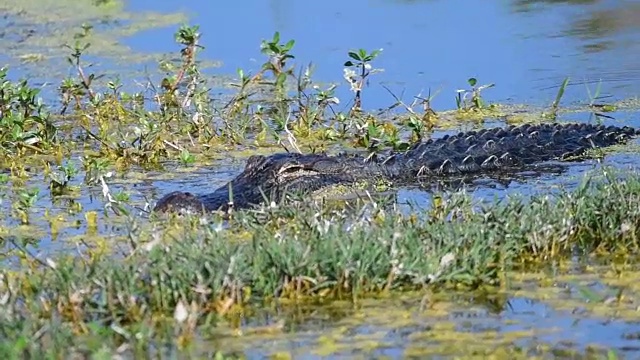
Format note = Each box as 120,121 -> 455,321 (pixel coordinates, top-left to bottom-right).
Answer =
343,48 -> 383,114
0,67 -> 57,154
455,77 -> 495,112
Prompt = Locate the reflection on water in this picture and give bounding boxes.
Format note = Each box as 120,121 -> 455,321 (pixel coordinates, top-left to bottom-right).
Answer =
198,271 -> 640,358
511,0 -> 640,93
2,1 -> 638,109
119,0 -> 640,110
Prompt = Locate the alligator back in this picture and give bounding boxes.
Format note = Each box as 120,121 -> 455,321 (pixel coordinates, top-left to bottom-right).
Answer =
380,123 -> 638,178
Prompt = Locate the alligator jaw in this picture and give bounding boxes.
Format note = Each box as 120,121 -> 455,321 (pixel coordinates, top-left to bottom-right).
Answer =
152,191 -> 209,215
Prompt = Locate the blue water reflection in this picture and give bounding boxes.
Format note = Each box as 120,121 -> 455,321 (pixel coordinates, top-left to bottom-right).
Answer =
121,0 -> 640,110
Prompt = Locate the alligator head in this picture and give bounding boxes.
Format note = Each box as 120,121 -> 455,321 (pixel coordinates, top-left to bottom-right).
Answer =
153,152 -> 368,214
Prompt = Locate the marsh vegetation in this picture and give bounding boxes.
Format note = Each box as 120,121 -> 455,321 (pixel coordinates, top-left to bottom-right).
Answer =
1,0 -> 640,358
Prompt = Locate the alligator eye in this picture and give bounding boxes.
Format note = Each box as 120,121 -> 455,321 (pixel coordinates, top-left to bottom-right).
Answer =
277,165 -> 304,175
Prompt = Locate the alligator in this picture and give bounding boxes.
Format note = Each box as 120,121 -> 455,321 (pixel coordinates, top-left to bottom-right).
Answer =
153,122 -> 639,214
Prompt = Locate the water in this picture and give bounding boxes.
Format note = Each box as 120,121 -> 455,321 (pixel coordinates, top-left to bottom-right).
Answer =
4,1 -> 638,110
120,0 -> 640,111
193,271 -> 640,358
3,0 -> 640,357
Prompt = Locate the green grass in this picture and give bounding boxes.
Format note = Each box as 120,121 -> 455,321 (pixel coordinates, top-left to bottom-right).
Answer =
1,167 -> 640,356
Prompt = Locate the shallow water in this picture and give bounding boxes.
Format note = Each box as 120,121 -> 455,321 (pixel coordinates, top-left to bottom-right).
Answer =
3,1 -> 639,110
192,265 -> 640,358
119,0 -> 640,110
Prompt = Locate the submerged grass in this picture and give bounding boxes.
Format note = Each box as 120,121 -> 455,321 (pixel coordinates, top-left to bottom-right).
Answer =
1,168 -> 640,356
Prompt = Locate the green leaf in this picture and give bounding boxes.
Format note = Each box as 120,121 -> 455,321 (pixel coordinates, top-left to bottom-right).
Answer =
344,61 -> 354,67
284,39 -> 295,51
276,73 -> 287,88
468,78 -> 477,87
348,51 -> 361,61
552,77 -> 570,109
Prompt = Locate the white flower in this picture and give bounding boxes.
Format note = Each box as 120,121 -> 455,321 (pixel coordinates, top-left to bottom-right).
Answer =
174,300 -> 188,323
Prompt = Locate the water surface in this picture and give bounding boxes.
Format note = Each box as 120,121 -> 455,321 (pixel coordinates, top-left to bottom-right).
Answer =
120,0 -> 640,110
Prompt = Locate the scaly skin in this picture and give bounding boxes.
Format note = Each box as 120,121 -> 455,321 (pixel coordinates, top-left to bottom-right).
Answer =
153,122 -> 639,214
